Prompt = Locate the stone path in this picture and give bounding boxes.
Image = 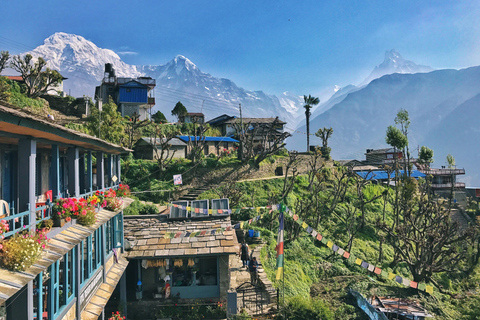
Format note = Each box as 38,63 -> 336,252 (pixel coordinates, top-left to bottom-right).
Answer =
229,236 -> 278,317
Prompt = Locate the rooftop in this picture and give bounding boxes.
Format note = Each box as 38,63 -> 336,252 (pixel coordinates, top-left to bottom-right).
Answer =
138,137 -> 187,147
178,136 -> 239,143
222,117 -> 286,125
123,215 -> 238,259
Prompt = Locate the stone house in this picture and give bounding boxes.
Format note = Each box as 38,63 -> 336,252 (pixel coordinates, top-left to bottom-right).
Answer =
123,215 -> 238,300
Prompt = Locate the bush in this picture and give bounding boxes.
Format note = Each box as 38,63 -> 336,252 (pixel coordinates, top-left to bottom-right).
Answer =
279,296 -> 334,320
124,200 -> 158,215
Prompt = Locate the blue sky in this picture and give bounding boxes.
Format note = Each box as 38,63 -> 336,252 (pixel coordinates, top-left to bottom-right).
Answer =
1,0 -> 479,96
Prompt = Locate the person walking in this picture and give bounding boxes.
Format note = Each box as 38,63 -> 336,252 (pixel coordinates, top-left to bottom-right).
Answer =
239,240 -> 249,268
248,257 -> 258,285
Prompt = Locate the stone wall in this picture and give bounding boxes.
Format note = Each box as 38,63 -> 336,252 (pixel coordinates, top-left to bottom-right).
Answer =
219,255 -> 230,299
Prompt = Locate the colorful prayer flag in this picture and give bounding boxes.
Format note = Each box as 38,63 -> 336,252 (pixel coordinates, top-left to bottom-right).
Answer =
337,248 -> 345,256
367,264 -> 375,272
332,244 -> 339,252
410,281 -> 418,289
312,230 -> 318,238
275,205 -> 285,280
395,276 -> 403,284
327,241 -> 333,248
302,222 -> 308,229
374,267 -> 381,275
343,251 -> 350,259
425,285 -> 433,294
355,258 -> 362,265
418,283 -> 426,291
293,214 -> 298,221
402,278 -> 410,287
316,234 -> 323,241
388,273 -> 396,280
361,261 -> 369,269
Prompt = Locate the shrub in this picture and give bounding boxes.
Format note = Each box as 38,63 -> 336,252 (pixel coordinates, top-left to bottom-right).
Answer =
0,220 -> 10,239
279,296 -> 334,320
0,231 -> 49,271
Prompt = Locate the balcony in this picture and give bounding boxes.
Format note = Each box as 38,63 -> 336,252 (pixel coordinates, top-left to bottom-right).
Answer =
421,168 -> 465,176
431,182 -> 466,189
117,77 -> 156,87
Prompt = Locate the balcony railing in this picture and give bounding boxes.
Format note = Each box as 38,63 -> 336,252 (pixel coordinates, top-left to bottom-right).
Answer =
421,168 -> 465,175
2,203 -> 31,238
117,77 -> 156,86
431,182 -> 466,189
0,185 -> 120,239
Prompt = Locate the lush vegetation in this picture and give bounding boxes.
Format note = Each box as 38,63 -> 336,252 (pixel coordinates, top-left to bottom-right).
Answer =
202,167 -> 480,319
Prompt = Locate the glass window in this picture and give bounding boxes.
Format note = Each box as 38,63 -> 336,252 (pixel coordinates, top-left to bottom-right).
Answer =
114,214 -> 123,248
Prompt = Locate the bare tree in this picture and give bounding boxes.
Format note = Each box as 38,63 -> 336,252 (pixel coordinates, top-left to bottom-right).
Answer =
379,177 -> 479,285
233,117 -> 291,167
0,51 -> 10,74
150,124 -> 181,172
10,54 -> 63,98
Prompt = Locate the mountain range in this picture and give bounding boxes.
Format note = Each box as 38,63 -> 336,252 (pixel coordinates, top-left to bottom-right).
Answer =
24,32 -> 304,125
19,33 -> 430,129
288,65 -> 480,185
10,32 -> 478,183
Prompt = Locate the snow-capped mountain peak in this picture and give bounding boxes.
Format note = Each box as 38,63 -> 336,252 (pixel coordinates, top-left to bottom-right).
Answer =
360,49 -> 434,86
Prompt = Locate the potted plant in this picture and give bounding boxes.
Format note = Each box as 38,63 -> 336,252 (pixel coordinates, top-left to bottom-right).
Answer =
117,184 -> 131,197
52,198 -> 80,227
108,311 -> 125,320
36,219 -> 53,233
0,231 -> 49,271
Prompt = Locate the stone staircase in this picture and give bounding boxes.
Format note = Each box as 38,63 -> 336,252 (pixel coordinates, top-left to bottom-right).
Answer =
177,185 -> 215,201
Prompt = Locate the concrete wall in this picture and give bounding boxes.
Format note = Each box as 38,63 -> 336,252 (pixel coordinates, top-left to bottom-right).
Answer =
60,303 -> 76,320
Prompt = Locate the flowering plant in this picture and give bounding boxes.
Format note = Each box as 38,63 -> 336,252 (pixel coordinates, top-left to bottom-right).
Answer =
52,198 -> 79,219
0,231 -> 49,271
105,189 -> 123,211
117,184 -> 131,197
76,203 -> 97,226
108,311 -> 125,320
0,220 -> 10,239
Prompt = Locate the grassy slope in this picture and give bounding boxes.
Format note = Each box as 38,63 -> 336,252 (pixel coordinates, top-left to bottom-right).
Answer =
200,175 -> 480,320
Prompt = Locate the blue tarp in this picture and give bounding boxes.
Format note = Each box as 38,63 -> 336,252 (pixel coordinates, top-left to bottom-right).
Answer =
356,170 -> 426,181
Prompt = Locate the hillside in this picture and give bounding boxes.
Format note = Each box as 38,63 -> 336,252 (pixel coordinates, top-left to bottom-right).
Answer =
288,66 -> 480,184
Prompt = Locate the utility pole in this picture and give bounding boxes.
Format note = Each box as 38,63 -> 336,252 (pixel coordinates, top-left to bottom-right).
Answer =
238,103 -> 244,161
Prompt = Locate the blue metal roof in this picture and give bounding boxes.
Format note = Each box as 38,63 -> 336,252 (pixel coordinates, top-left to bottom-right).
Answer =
356,170 -> 426,180
178,136 -> 239,143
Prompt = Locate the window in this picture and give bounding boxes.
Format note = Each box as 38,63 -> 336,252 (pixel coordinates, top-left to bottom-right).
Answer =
171,257 -> 217,287
44,248 -> 76,319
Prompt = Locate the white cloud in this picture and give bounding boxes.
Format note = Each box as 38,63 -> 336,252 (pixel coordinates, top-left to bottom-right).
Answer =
118,51 -> 138,56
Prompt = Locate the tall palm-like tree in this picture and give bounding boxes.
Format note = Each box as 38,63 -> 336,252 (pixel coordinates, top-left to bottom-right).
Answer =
303,95 -> 320,151
315,127 -> 334,148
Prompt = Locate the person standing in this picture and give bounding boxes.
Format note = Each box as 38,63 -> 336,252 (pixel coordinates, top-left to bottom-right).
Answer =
248,257 -> 258,285
239,240 -> 249,268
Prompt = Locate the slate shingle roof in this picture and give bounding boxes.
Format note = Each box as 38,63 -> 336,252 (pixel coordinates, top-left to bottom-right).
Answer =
124,216 -> 239,258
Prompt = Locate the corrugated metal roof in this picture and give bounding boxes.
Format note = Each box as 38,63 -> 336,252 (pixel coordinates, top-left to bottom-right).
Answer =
356,170 -> 426,180
178,136 -> 239,143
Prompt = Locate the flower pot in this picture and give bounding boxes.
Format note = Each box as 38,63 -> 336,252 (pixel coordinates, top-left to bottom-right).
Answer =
53,219 -> 65,227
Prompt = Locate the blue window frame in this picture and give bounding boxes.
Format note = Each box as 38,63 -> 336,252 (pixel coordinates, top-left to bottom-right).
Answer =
47,247 -> 75,319
80,232 -> 102,288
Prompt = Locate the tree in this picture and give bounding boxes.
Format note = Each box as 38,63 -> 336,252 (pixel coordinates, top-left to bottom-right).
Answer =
87,97 -> 127,145
10,54 -> 63,98
232,118 -> 291,167
380,177 -> 479,284
171,101 -> 187,122
150,124 -> 181,172
152,110 -> 167,124
315,127 -> 333,159
303,95 -> 320,151
418,146 -> 434,167
0,51 -> 10,74
124,113 -> 151,149
394,109 -> 411,175
447,154 -> 455,168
